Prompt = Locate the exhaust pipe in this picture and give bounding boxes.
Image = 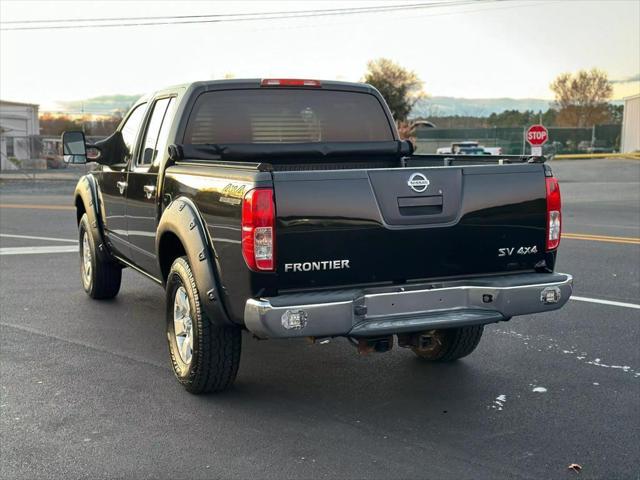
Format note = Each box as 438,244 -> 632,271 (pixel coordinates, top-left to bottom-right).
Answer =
356,336 -> 394,355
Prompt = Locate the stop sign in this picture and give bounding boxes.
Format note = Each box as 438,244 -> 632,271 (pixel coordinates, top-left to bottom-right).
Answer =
526,124 -> 548,146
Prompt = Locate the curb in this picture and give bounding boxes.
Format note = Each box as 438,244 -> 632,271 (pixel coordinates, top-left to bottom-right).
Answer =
0,174 -> 82,182
554,154 -> 640,160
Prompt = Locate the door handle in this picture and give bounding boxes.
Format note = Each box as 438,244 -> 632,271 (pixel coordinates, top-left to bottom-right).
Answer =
116,181 -> 127,195
143,185 -> 156,199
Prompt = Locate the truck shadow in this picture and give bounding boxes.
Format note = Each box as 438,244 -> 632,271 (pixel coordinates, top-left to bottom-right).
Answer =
196,332 -> 497,429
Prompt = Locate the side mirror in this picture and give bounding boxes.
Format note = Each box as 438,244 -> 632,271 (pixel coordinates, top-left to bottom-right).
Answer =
62,131 -> 87,164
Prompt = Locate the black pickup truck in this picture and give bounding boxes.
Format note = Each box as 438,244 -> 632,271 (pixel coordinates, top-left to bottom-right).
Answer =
63,78 -> 572,394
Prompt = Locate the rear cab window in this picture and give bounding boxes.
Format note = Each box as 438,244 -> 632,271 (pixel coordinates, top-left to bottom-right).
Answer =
184,89 -> 394,144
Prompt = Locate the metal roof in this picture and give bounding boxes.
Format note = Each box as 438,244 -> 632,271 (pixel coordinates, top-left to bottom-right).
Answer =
0,100 -> 40,108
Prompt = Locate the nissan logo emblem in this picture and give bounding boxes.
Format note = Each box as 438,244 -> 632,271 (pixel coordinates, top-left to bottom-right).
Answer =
408,173 -> 430,193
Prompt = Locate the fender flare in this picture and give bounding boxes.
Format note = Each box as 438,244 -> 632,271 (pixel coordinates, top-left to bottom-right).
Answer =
156,197 -> 233,327
73,174 -> 114,263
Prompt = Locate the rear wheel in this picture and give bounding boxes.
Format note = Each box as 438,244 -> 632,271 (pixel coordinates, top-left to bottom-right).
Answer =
411,325 -> 484,362
78,213 -> 121,299
166,256 -> 241,394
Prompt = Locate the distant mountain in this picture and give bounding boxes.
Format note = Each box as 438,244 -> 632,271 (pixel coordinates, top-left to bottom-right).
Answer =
55,94 -> 142,114
51,93 -> 621,117
411,96 -> 553,118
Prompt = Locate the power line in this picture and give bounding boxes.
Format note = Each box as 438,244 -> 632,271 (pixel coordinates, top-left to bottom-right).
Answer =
1,0 -> 499,31
1,1 -> 486,30
236,0 -> 537,37
0,1 -> 473,24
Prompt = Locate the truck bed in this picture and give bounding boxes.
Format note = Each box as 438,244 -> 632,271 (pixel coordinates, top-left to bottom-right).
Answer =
170,142 -> 543,171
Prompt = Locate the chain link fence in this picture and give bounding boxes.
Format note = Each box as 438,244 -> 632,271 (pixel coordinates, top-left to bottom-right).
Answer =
415,124 -> 622,155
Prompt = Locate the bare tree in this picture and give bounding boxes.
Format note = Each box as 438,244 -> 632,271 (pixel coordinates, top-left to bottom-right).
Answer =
550,69 -> 613,127
363,58 -> 426,122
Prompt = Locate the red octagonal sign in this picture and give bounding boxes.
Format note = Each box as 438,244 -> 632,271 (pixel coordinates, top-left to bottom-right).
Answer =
526,124 -> 548,146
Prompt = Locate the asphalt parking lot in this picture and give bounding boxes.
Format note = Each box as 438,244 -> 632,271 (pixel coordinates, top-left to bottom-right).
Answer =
1,158 -> 638,479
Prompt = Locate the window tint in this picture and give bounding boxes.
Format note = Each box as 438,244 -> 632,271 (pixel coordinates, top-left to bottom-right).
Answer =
184,89 -> 393,144
120,103 -> 147,163
138,97 -> 172,166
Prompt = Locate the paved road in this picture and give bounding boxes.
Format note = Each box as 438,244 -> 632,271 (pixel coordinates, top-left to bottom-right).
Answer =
1,159 -> 638,479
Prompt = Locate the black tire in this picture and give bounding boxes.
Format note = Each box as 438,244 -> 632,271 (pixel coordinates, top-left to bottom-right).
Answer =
412,325 -> 484,362
166,256 -> 241,394
78,213 -> 122,299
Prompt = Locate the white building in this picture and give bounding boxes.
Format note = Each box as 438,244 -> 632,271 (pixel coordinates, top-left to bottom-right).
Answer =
621,94 -> 640,153
0,100 -> 40,170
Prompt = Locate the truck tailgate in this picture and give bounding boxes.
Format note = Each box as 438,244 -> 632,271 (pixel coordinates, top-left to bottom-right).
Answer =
273,164 -> 549,290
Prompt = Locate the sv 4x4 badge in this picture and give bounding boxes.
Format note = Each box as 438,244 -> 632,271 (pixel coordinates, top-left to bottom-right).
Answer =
498,246 -> 538,256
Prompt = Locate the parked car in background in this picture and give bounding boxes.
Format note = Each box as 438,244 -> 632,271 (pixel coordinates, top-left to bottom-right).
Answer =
577,140 -> 591,152
589,140 -> 614,154
436,141 -> 480,154
458,146 -> 489,155
577,140 -> 614,154
436,142 -> 500,155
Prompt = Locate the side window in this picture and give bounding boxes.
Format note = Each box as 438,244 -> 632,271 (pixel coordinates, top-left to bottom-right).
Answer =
120,103 -> 147,164
152,98 -> 176,167
138,97 -> 174,167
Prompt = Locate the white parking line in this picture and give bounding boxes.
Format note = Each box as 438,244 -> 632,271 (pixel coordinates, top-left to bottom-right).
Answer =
0,246 -> 78,256
0,233 -> 78,243
571,295 -> 640,310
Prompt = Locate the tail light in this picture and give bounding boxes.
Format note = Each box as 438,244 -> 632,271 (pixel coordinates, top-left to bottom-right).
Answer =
260,78 -> 321,87
545,176 -> 561,250
242,188 -> 275,271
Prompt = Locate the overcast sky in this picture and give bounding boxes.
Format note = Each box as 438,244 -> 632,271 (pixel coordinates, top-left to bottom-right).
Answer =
1,0 -> 639,110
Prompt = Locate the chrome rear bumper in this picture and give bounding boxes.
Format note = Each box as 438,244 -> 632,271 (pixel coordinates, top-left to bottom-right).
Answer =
244,272 -> 573,339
